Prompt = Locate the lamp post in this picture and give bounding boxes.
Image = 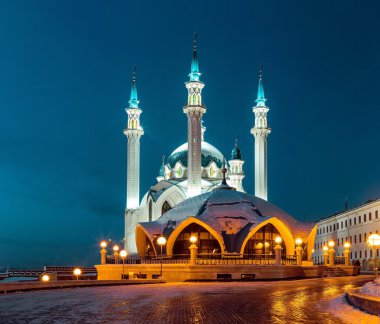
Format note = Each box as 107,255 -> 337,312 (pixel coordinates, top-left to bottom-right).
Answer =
157,236 -> 167,278
189,235 -> 198,265
328,240 -> 335,266
323,246 -> 329,266
113,245 -> 120,264
274,236 -> 282,266
100,241 -> 107,264
73,268 -> 81,281
367,234 -> 380,278
343,242 -> 351,266
120,249 -> 127,279
295,238 -> 303,266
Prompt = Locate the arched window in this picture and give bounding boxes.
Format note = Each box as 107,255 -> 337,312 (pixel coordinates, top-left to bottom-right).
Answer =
149,200 -> 153,222
173,223 -> 221,257
161,201 -> 171,215
243,223 -> 285,255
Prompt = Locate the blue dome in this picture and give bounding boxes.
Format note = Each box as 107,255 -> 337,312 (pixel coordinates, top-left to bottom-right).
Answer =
231,145 -> 242,160
167,141 -> 224,169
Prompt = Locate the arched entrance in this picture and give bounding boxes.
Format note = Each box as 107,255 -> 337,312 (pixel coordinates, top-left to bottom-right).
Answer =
173,223 -> 221,257
243,223 -> 286,255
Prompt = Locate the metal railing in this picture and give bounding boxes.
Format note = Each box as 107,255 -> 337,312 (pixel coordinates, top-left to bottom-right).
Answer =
333,256 -> 346,265
106,254 -> 298,266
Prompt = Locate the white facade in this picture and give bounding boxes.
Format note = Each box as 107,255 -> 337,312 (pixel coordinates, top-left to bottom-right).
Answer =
314,199 -> 380,268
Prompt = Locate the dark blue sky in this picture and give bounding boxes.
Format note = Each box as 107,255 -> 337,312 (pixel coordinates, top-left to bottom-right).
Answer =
1,1 -> 380,268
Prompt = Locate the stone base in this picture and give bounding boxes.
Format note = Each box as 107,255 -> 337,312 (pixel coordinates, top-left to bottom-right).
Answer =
95,264 -> 342,282
346,288 -> 380,316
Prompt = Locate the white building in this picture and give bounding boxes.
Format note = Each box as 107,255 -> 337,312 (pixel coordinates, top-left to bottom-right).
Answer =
314,199 -> 380,268
123,34 -> 271,254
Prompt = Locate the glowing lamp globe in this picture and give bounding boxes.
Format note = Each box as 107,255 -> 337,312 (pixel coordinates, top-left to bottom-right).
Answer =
323,246 -> 328,252
157,236 -> 167,246
344,242 -> 351,249
113,245 -> 120,252
275,236 -> 282,244
367,234 -> 380,248
328,241 -> 335,248
73,268 -> 81,276
295,238 -> 302,246
190,236 -> 197,244
42,274 -> 50,282
100,241 -> 107,248
264,242 -> 270,248
120,250 -> 127,258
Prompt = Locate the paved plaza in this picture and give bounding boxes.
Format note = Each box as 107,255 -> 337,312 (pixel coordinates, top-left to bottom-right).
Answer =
0,276 -> 378,323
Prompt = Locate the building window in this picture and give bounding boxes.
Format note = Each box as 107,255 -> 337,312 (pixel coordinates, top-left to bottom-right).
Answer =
341,238 -> 344,245
359,216 -> 361,223
161,201 -> 172,215
349,219 -> 352,226
370,250 -> 373,258
369,213 -> 372,221
365,250 -> 367,258
360,251 -> 362,258
345,220 -> 347,227
364,233 -> 367,241
364,214 -> 367,222
333,224 -> 336,231
354,235 -> 357,244
337,223 -> 339,230
359,234 -> 361,243
350,236 -> 352,244
376,211 -> 379,219
330,225 -> 332,232
354,217 -> 356,225
355,251 -> 357,259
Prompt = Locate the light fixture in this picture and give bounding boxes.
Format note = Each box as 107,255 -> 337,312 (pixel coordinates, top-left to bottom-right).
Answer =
295,238 -> 302,246
120,250 -> 127,258
323,246 -> 328,252
41,274 -> 50,282
100,241 -> 107,248
344,242 -> 351,249
157,236 -> 167,246
190,236 -> 197,244
367,234 -> 380,249
113,245 -> 120,252
275,236 -> 282,244
328,240 -> 335,248
73,268 -> 81,280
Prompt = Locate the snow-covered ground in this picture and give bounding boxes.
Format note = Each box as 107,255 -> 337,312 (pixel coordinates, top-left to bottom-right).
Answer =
328,294 -> 380,324
360,278 -> 380,298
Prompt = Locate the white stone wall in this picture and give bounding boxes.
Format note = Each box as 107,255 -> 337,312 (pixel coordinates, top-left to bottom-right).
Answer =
314,199 -> 380,268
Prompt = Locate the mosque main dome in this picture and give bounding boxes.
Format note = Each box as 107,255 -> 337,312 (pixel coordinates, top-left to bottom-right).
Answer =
167,141 -> 225,169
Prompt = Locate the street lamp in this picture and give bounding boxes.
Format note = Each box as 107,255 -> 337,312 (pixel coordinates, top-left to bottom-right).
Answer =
295,238 -> 303,246
274,236 -> 282,266
275,236 -> 282,245
295,238 -> 303,266
157,236 -> 167,278
73,268 -> 81,281
327,240 -> 335,266
190,235 -> 197,244
367,234 -> 380,278
100,241 -> 108,264
113,245 -> 120,264
120,249 -> 127,279
41,274 -> 50,282
323,246 -> 329,266
328,240 -> 335,248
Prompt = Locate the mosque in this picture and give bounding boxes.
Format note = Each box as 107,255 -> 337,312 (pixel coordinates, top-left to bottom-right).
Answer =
122,34 -> 317,263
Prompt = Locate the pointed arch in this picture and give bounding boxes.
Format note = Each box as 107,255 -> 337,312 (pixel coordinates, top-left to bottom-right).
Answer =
166,217 -> 225,256
240,217 -> 295,255
135,224 -> 157,257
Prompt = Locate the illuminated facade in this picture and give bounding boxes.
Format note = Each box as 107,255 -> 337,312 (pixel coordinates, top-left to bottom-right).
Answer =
123,35 -> 274,254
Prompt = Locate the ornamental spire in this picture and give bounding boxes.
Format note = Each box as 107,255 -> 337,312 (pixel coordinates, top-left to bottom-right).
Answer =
128,65 -> 140,108
255,64 -> 266,107
189,32 -> 201,82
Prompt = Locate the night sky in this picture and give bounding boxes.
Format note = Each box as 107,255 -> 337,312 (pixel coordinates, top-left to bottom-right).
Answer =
1,1 -> 380,268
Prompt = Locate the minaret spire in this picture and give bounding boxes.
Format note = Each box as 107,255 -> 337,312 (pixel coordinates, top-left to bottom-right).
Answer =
124,65 -> 144,253
251,64 -> 271,201
184,33 -> 206,197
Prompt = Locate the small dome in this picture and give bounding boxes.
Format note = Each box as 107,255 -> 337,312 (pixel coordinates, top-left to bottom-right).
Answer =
167,141 -> 225,168
231,144 -> 242,160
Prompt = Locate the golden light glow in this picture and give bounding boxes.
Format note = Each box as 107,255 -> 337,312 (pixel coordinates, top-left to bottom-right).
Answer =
275,236 -> 282,244
157,236 -> 167,246
367,234 -> 380,248
73,268 -> 81,276
295,238 -> 302,246
113,245 -> 120,252
256,242 -> 263,249
344,242 -> 351,249
323,246 -> 328,252
100,241 -> 107,248
42,274 -> 50,282
190,236 -> 197,244
328,240 -> 335,248
120,249 -> 127,258
264,242 -> 270,248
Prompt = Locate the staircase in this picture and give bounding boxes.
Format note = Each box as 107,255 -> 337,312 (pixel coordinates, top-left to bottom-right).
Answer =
322,267 -> 350,277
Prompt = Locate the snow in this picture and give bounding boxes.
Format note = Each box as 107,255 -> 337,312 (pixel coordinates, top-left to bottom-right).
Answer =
328,294 -> 380,324
360,278 -> 380,297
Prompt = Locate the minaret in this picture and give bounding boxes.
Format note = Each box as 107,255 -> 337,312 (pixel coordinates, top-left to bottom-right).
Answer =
124,66 -> 144,209
251,65 -> 271,200
183,33 -> 206,197
228,139 -> 245,192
